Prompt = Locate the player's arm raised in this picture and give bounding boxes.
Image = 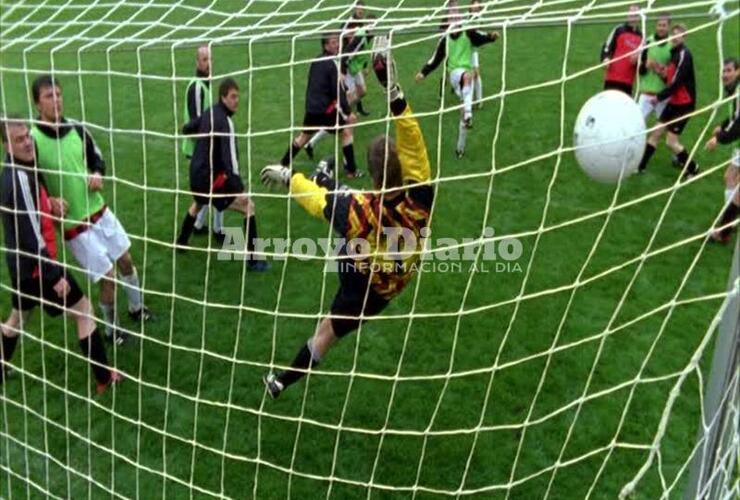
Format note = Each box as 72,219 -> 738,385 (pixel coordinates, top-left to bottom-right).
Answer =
416,35 -> 446,81
374,35 -> 431,183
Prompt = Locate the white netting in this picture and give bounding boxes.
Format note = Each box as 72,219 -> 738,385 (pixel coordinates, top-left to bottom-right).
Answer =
0,0 -> 738,498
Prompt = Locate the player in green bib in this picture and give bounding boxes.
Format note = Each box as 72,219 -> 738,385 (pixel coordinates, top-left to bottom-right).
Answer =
30,75 -> 152,344
416,17 -> 498,158
183,45 -> 224,243
638,15 -> 672,120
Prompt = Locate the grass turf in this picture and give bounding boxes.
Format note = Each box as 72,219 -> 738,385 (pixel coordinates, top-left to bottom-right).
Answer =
0,0 -> 738,498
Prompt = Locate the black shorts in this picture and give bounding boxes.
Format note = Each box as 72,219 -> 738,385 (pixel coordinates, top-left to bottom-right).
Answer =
604,80 -> 633,96
660,104 -> 694,135
192,172 -> 244,211
11,274 -> 84,317
330,268 -> 390,338
302,111 -> 346,134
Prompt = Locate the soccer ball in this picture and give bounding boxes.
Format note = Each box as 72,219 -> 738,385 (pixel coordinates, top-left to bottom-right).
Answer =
573,90 -> 646,183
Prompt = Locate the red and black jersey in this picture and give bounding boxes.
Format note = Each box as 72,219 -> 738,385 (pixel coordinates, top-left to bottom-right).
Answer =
601,23 -> 643,86
657,45 -> 696,106
1,154 -> 63,285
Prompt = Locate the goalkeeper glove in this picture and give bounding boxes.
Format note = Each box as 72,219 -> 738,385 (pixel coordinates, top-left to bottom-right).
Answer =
372,35 -> 403,101
260,165 -> 291,188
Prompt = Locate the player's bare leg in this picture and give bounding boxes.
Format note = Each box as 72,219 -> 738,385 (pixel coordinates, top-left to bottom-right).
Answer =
711,164 -> 739,242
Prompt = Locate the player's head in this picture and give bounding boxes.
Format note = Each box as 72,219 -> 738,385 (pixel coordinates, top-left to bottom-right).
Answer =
219,78 -> 240,113
196,45 -> 211,76
671,23 -> 687,46
32,74 -> 63,123
655,14 -> 670,37
353,0 -> 365,19
0,117 -> 35,163
367,135 -> 402,191
721,57 -> 739,89
321,32 -> 340,55
627,5 -> 640,27
470,0 -> 482,14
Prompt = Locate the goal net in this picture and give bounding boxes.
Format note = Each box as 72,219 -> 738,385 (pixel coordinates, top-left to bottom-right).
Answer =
0,0 -> 738,498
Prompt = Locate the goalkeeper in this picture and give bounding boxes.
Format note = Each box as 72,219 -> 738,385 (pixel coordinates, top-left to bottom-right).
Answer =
261,38 -> 434,398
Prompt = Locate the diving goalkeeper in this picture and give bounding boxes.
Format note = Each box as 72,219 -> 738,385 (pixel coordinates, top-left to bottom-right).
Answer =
260,36 -> 434,398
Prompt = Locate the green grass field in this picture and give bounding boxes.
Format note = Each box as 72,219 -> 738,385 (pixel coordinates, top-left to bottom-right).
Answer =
1,0 -> 738,498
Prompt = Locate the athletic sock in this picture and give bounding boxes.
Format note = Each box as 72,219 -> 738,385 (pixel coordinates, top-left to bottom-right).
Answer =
474,75 -> 483,102
177,212 -> 197,246
280,142 -> 302,167
462,83 -> 473,116
457,120 -> 468,153
194,206 -> 208,230
638,143 -> 656,172
120,268 -> 143,312
99,303 -> 117,337
717,202 -> 739,238
1,331 -> 19,382
307,129 -> 328,149
244,215 -> 258,262
213,210 -> 224,234
356,100 -> 368,114
676,149 -> 698,175
277,342 -> 320,388
342,142 -> 357,173
79,329 -> 111,385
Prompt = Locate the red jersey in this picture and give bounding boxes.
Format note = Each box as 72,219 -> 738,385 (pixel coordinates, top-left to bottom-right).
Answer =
601,24 -> 643,86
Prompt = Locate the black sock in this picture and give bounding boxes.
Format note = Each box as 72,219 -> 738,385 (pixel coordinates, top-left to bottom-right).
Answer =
638,144 -> 656,172
1,332 -> 19,382
79,329 -> 111,385
245,215 -> 258,262
356,100 -> 367,114
342,143 -> 357,173
177,212 -> 197,245
675,149 -> 698,175
277,343 -> 319,388
281,142 -> 302,167
718,203 -> 739,238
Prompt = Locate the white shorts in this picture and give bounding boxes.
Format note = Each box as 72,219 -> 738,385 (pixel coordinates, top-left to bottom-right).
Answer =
344,71 -> 365,95
68,208 -> 131,283
471,51 -> 480,69
449,68 -> 467,99
638,93 -> 667,121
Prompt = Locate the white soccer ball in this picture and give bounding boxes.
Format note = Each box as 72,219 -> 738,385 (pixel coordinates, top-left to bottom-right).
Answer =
573,90 -> 646,183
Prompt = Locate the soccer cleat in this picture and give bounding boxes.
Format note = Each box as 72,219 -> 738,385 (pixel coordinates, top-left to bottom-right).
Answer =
247,260 -> 271,272
456,149 -> 465,159
681,166 -> 699,183
193,225 -> 209,236
96,370 -> 124,395
356,101 -> 370,116
263,373 -> 284,399
463,114 -> 473,129
105,328 -> 130,346
305,143 -> 315,161
128,306 -> 153,323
